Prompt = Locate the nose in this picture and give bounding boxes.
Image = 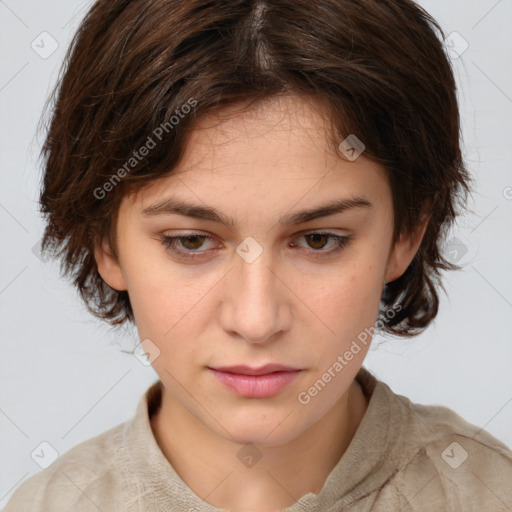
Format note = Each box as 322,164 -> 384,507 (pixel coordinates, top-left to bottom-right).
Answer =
219,249 -> 292,344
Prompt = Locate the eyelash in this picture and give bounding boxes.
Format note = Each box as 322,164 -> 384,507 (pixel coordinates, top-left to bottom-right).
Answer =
159,231 -> 352,261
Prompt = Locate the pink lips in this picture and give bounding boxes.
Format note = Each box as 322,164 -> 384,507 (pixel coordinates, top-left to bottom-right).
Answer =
208,364 -> 302,398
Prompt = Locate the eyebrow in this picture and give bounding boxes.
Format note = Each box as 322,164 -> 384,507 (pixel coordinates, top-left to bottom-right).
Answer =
141,195 -> 373,228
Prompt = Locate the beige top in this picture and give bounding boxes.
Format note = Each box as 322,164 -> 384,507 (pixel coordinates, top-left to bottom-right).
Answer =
4,366 -> 512,511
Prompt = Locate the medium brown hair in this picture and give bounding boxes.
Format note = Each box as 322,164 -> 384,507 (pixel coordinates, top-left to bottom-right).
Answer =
38,0 -> 472,336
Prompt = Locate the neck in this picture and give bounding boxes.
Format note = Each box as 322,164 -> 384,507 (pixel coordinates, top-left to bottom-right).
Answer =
151,378 -> 368,512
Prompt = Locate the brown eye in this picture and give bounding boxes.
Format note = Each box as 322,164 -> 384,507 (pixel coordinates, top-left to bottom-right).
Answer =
159,233 -> 217,261
305,233 -> 330,250
180,235 -> 207,250
291,232 -> 352,258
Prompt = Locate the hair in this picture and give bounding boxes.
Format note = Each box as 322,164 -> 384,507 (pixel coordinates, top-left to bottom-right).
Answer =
38,0 -> 472,337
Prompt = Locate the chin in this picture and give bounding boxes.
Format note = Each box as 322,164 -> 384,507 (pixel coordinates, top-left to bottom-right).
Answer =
231,430 -> 297,448
216,414 -> 305,448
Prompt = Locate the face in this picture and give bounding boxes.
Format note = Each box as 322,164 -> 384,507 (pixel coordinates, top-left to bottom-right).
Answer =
95,95 -> 425,447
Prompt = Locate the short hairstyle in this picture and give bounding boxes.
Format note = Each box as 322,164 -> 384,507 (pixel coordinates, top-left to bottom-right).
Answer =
38,0 -> 472,336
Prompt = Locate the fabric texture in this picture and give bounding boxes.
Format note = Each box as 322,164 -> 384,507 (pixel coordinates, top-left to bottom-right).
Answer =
4,366 -> 512,511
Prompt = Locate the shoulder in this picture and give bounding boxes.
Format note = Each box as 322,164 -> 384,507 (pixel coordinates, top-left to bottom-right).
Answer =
3,421 -> 137,512
387,394 -> 512,511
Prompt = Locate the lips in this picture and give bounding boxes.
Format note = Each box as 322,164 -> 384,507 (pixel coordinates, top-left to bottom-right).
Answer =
208,364 -> 302,398
211,364 -> 300,376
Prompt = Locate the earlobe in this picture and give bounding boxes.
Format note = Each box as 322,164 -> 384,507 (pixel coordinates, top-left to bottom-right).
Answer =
385,217 -> 429,284
93,237 -> 127,291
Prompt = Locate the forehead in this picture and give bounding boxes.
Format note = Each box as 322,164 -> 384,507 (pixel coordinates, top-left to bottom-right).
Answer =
174,95 -> 337,173
122,94 -> 391,216
194,94 -> 332,137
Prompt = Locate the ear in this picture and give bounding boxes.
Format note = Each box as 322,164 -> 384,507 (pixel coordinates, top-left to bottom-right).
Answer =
93,236 -> 127,291
385,214 -> 430,284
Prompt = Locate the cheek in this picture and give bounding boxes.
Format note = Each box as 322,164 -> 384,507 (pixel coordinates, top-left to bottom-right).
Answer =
119,245 -> 181,331
296,256 -> 385,336
123,248 -> 222,357
126,269 -> 208,376
129,274 -> 206,337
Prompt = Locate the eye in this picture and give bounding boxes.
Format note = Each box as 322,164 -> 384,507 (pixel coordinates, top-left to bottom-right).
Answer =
291,232 -> 352,257
159,233 -> 217,260
158,231 -> 352,262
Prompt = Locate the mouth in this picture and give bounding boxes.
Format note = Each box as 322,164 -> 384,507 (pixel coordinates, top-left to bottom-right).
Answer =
207,364 -> 302,398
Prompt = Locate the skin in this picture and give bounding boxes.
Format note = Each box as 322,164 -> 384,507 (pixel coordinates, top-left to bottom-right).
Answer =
94,94 -> 428,511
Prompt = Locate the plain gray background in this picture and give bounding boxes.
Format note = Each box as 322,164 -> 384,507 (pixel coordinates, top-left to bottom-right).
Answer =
1,0 -> 511,507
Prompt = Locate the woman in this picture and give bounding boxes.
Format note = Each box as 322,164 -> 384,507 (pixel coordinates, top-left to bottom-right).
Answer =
5,0 -> 511,510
